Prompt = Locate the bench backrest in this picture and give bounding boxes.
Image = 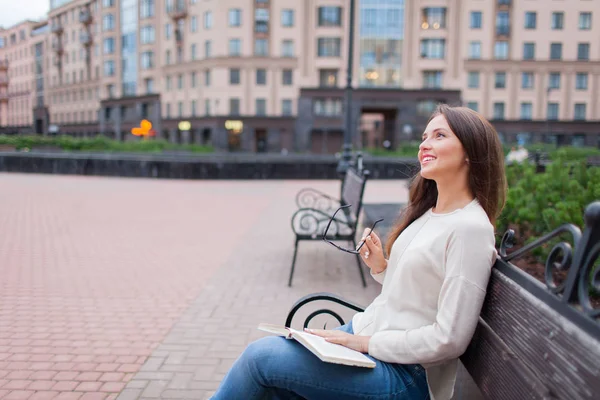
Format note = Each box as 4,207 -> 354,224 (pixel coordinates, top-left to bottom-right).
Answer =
340,168 -> 368,227
461,203 -> 600,399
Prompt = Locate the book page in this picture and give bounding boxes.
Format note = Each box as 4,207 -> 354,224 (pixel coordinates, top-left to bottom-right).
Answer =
289,328 -> 376,368
257,323 -> 292,338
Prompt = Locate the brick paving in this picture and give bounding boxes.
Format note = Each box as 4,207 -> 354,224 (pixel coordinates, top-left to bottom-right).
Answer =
0,173 -> 407,400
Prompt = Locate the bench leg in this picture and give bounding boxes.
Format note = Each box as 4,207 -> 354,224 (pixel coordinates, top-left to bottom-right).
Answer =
288,239 -> 299,287
351,239 -> 367,288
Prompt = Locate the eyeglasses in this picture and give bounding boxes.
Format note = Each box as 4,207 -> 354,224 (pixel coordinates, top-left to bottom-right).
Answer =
322,204 -> 384,254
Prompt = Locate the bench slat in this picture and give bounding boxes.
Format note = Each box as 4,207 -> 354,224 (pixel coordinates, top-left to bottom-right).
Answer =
463,267 -> 600,399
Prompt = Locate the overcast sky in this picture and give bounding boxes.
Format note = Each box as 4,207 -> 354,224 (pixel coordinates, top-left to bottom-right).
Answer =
0,0 -> 49,28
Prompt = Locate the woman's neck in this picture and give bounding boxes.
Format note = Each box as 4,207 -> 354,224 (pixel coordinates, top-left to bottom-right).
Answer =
433,178 -> 474,214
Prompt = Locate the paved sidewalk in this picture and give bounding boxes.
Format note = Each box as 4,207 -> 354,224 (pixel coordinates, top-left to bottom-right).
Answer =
0,173 -> 408,400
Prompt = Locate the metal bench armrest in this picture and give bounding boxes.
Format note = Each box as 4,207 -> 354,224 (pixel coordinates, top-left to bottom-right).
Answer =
290,207 -> 352,237
295,188 -> 342,213
285,292 -> 366,328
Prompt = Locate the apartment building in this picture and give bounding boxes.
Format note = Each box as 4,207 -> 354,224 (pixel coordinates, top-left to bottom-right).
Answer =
0,0 -> 598,153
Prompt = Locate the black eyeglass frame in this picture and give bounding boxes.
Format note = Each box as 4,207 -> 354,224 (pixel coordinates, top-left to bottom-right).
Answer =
322,204 -> 384,254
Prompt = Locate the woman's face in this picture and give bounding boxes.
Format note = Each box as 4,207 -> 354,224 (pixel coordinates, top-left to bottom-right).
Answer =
418,114 -> 468,181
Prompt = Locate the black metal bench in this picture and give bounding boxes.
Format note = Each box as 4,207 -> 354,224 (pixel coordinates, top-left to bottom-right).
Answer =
286,201 -> 600,399
289,163 -> 369,287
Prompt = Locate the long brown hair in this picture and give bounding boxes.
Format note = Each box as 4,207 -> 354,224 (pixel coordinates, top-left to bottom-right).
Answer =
385,104 -> 507,256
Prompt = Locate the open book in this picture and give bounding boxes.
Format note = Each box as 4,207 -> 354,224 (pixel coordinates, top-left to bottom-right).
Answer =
258,323 -> 376,368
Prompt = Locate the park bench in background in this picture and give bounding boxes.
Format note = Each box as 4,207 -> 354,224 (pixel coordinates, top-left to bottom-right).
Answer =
285,201 -> 600,400
289,159 -> 369,287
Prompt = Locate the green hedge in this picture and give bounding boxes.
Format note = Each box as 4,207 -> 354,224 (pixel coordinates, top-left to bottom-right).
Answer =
0,135 -> 213,153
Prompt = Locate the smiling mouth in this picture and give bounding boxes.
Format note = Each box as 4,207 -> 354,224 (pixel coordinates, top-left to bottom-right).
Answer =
421,157 -> 436,164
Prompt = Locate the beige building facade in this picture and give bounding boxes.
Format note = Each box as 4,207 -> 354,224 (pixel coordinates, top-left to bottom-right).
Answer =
0,0 -> 599,152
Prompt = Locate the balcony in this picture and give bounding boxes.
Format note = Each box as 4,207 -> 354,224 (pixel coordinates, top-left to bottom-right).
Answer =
80,31 -> 92,46
496,26 -> 510,37
0,59 -> 8,71
0,76 -> 8,87
0,92 -> 8,102
175,29 -> 183,43
53,58 -> 62,68
51,22 -> 63,34
52,40 -> 64,54
79,9 -> 92,24
168,0 -> 187,19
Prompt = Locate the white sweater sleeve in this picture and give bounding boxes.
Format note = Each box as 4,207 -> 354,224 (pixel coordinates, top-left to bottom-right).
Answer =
370,268 -> 386,284
367,223 -> 496,364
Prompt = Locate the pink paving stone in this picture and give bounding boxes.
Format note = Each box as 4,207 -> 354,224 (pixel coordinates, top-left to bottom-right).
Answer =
28,371 -> 57,380
74,372 -> 102,382
3,390 -> 35,400
98,373 -> 124,382
51,381 -> 79,391
93,364 -> 118,373
28,392 -> 59,400
53,393 -> 83,400
116,364 -> 137,373
98,382 -> 126,393
2,380 -> 32,390
78,394 -> 107,400
74,382 -> 103,392
6,371 -> 32,380
27,380 -> 56,391
53,372 -> 79,381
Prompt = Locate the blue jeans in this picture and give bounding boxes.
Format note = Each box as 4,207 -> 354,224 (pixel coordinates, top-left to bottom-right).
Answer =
211,321 -> 429,400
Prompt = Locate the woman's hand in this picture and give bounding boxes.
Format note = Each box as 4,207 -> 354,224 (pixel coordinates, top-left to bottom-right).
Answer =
306,329 -> 371,353
357,228 -> 387,274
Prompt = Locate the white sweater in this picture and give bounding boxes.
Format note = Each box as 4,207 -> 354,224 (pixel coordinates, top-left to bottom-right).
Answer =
352,199 -> 496,400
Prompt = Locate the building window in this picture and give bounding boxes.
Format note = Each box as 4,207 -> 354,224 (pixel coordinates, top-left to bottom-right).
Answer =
166,76 -> 172,90
166,49 -> 171,65
577,43 -> 590,60
103,14 -> 114,31
522,72 -> 534,89
318,6 -> 342,27
576,73 -> 588,90
467,102 -> 478,112
282,69 -> 293,85
103,0 -> 115,7
177,74 -> 183,90
470,11 -> 482,28
230,68 -> 240,85
493,102 -> 505,119
178,102 -> 183,117
468,41 -> 481,59
282,40 -> 294,57
191,72 -> 196,88
547,103 -> 559,120
205,99 -> 211,116
319,69 -> 338,87
423,71 -> 443,89
467,71 -> 479,88
165,23 -> 172,40
229,39 -> 241,56
255,8 -> 269,32
141,25 -> 155,44
579,12 -> 592,30
552,12 -> 564,30
255,98 -> 266,116
282,99 -> 292,116
103,60 -> 114,76
205,40 -> 211,58
103,37 -> 115,54
420,39 -> 445,59
106,84 -> 115,98
496,11 -> 509,35
140,0 -> 155,18
495,72 -> 506,88
313,98 -> 343,116
229,9 -> 242,27
256,69 -> 266,85
523,43 -> 535,60
548,72 -> 560,89
520,102 -> 532,120
204,11 -> 213,29
141,51 -> 154,69
191,100 -> 196,117
421,7 -> 446,29
524,12 -> 537,29
253,38 -> 267,56
282,9 -> 294,27
550,43 -> 562,60
494,41 -> 509,59
191,44 -> 197,60
317,38 -> 341,57
574,103 -> 586,120
230,98 -> 240,115
190,16 -> 197,32
205,70 -> 211,86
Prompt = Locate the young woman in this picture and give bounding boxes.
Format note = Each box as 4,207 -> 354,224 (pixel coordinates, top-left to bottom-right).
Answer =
211,104 -> 507,400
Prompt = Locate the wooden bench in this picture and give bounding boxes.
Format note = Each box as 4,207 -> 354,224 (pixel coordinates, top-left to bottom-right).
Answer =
289,160 -> 369,287
285,201 -> 600,399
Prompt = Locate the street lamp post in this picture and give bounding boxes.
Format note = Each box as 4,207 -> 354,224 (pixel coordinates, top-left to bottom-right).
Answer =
337,0 -> 356,175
